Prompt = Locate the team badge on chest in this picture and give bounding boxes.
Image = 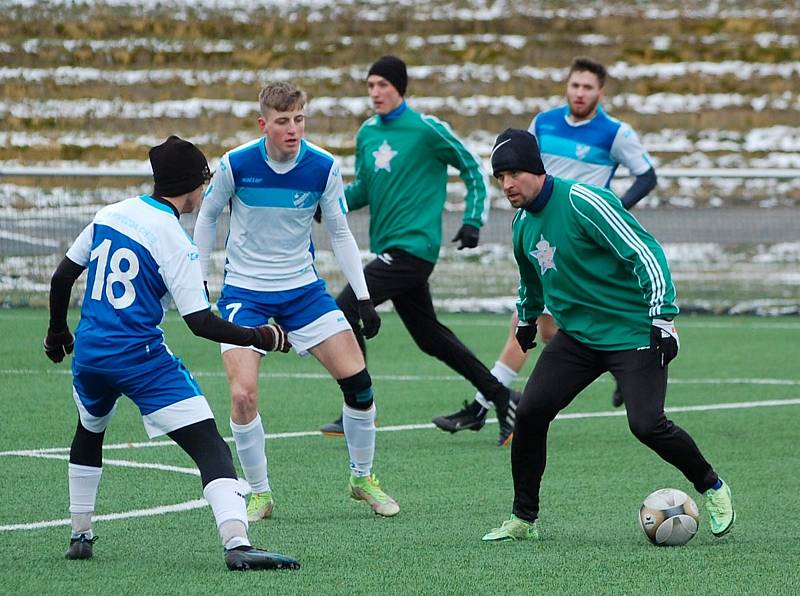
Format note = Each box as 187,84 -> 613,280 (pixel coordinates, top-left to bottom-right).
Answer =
373,140 -> 398,172
530,234 -> 557,275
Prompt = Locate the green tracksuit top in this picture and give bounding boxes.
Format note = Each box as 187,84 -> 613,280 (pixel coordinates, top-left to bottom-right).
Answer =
345,104 -> 487,264
513,176 -> 679,350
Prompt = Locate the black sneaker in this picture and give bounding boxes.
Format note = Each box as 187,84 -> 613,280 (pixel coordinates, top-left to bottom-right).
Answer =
432,400 -> 487,433
496,390 -> 520,447
65,533 -> 97,560
320,415 -> 344,436
224,546 -> 300,571
611,386 -> 624,408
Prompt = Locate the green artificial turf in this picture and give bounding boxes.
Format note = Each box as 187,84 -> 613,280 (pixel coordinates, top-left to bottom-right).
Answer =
0,310 -> 798,595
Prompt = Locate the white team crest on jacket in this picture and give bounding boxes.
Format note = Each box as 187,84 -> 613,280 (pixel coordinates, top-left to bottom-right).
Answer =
373,140 -> 398,172
531,235 -> 557,274
293,191 -> 311,207
576,144 -> 590,160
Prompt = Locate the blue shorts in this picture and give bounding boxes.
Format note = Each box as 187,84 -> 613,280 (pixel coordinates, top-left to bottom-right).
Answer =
71,347 -> 213,438
217,279 -> 351,356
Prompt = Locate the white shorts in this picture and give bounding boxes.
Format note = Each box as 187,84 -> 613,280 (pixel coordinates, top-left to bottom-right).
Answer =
221,309 -> 352,357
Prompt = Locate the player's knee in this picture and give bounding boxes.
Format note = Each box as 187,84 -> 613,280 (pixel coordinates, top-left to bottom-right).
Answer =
338,369 -> 374,410
628,415 -> 666,444
516,390 -> 557,426
411,333 -> 442,357
537,316 -> 558,343
538,326 -> 557,343
230,385 -> 259,419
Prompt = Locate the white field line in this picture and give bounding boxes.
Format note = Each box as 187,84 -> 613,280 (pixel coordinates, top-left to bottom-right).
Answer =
1,396 -> 798,457
1,367 -> 799,387
1,396 -> 798,532
0,500 -> 209,532
4,451 -> 200,476
0,456 -> 202,532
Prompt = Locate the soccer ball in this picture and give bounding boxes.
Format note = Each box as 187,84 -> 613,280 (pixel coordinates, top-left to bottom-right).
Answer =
639,488 -> 700,546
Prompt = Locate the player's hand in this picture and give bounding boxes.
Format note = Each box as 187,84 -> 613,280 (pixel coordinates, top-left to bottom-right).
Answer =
452,224 -> 480,250
253,324 -> 292,353
313,204 -> 322,223
44,327 -> 74,363
357,299 -> 381,339
515,320 -> 538,352
652,318 -> 679,367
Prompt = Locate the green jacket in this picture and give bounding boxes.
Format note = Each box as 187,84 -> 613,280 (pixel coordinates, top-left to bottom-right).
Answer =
513,176 -> 678,350
346,105 -> 487,263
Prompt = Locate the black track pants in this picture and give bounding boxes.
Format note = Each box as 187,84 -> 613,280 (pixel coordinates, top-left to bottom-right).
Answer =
336,249 -> 505,402
511,329 -> 719,522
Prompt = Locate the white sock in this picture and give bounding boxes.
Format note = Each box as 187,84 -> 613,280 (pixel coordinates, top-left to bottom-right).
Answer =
230,414 -> 270,493
68,463 -> 102,533
475,361 -> 519,410
491,360 -> 519,388
342,404 -> 376,478
203,477 -> 251,549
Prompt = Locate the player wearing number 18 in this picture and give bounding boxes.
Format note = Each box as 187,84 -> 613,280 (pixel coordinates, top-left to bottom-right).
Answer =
44,136 -> 299,571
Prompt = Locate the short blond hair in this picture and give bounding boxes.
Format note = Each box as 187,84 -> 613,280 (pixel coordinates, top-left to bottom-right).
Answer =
258,82 -> 307,114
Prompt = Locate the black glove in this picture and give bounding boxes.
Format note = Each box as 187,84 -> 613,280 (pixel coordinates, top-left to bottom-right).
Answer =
44,327 -> 74,363
313,204 -> 322,223
452,224 -> 480,250
252,324 -> 292,353
357,299 -> 381,339
652,319 -> 680,368
515,320 -> 538,353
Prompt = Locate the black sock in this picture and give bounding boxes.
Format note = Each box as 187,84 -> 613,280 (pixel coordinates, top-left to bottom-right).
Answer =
468,400 -> 488,417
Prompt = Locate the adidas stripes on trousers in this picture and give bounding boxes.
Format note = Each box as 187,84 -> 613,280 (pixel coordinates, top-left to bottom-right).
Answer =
336,248 -> 505,402
511,329 -> 719,523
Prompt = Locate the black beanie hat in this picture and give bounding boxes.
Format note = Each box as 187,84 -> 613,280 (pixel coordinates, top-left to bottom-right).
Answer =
367,55 -> 408,96
490,128 -> 546,178
149,135 -> 210,198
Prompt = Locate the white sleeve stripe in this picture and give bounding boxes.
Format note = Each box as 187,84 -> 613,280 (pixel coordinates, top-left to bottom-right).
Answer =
571,185 -> 663,297
517,280 -> 528,315
571,184 -> 665,314
569,199 -> 637,265
572,185 -> 665,316
570,199 -> 656,308
570,185 -> 665,316
420,115 -> 487,223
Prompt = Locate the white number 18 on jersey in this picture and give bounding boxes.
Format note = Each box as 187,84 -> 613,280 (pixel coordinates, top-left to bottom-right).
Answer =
89,238 -> 139,309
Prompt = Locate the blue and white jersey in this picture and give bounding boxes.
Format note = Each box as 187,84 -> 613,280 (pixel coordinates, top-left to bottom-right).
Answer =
530,105 -> 653,188
195,137 -> 359,293
66,195 -> 209,370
